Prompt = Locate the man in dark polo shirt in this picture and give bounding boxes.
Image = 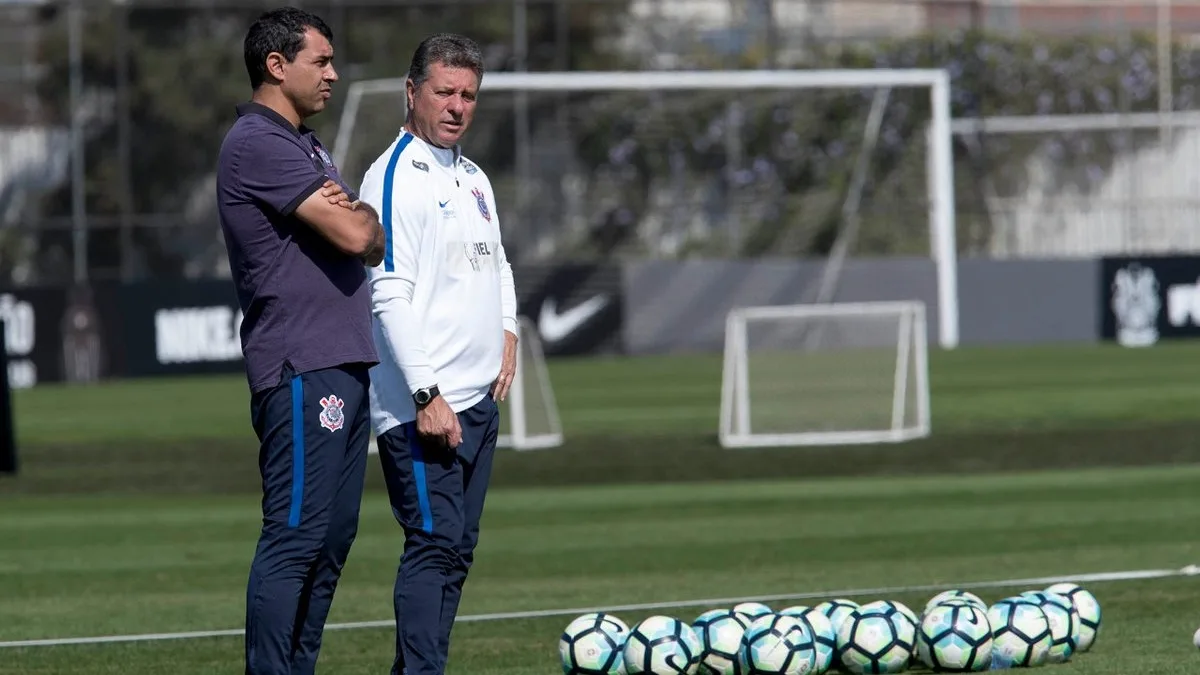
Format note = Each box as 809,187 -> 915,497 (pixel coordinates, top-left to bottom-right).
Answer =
215,8 -> 384,675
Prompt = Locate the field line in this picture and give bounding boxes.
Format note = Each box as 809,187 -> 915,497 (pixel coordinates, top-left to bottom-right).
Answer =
2,565 -> 1195,649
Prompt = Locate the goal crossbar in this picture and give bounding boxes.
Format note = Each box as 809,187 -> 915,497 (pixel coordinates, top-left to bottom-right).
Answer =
332,69 -> 960,349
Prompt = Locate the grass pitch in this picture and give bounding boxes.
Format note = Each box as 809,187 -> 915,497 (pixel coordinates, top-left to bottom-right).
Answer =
4,342 -> 1200,673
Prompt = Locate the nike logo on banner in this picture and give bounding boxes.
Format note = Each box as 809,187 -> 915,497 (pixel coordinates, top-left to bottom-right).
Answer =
538,295 -> 608,343
439,200 -> 450,208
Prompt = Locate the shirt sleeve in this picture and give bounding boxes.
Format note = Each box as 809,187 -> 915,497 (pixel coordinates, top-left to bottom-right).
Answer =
360,156 -> 439,395
234,128 -> 327,217
497,231 -> 518,337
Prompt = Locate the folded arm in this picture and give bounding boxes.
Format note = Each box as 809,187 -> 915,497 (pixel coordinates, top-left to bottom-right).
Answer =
235,130 -> 384,265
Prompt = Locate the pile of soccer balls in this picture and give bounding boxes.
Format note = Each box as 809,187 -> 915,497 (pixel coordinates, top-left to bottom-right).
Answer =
558,582 -> 1101,674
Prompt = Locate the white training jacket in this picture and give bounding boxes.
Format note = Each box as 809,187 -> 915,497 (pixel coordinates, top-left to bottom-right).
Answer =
358,129 -> 518,434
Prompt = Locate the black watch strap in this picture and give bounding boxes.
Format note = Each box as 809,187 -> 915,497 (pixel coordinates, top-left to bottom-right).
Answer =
413,385 -> 440,407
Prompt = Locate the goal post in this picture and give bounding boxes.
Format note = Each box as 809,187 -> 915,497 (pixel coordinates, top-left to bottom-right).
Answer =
497,315 -> 564,451
331,69 -> 961,349
719,301 -> 931,449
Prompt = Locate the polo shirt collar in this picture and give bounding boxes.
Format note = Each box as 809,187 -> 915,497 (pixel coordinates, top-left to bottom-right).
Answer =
236,101 -> 313,138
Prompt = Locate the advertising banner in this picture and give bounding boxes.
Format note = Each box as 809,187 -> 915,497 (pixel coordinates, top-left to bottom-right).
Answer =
0,286 -> 70,388
513,263 -> 624,356
1100,255 -> 1200,347
114,280 -> 244,377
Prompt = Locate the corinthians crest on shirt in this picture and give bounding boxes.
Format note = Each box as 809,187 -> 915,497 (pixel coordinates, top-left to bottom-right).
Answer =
472,187 -> 491,222
318,394 -> 345,432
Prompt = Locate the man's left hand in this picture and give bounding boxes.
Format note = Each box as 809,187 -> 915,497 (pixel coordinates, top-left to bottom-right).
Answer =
321,180 -> 352,208
491,330 -> 518,402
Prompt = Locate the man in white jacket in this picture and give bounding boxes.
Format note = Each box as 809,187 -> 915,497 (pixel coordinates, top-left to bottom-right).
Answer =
356,33 -> 518,675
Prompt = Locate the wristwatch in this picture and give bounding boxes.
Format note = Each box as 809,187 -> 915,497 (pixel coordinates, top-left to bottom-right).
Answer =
413,385 -> 440,407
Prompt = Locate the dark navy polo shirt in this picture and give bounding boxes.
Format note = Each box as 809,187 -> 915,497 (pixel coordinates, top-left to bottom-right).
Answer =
216,102 -> 378,393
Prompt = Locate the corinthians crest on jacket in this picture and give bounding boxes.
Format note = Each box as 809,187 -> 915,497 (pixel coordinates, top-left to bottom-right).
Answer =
1111,263 -> 1161,347
318,394 -> 345,432
472,187 -> 491,222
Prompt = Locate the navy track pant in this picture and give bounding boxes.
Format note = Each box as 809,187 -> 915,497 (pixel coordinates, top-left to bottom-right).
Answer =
244,363 -> 371,675
378,394 -> 500,675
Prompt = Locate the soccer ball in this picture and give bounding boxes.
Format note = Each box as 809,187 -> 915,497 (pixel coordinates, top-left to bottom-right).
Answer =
623,615 -> 702,675
1019,591 -> 1078,663
814,599 -> 859,634
835,607 -> 916,674
693,609 -> 750,675
739,614 -> 818,675
792,608 -> 837,674
916,602 -> 992,672
779,606 -> 811,618
560,613 -> 630,675
859,601 -> 919,659
925,590 -> 987,614
1045,582 -> 1101,652
734,602 -> 774,623
987,598 -> 1052,668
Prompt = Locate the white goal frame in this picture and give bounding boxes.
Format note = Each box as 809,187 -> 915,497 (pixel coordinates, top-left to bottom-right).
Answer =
498,315 -> 564,451
718,301 -> 931,449
332,70 -> 961,349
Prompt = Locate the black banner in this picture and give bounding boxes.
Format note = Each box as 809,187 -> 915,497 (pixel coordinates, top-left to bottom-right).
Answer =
0,286 -> 72,387
0,320 -> 15,475
114,280 -> 244,378
1101,255 -> 1200,347
0,264 -> 625,387
514,264 -> 624,356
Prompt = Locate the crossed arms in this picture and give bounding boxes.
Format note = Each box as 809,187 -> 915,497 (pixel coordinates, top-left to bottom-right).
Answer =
296,181 -> 386,267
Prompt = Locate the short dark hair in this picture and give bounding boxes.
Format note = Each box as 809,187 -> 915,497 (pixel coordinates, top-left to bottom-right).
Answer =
243,7 -> 333,90
407,33 -> 485,90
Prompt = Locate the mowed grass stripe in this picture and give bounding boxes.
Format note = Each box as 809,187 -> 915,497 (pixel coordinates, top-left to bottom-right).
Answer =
3,465 -> 1200,641
13,342 -> 1200,447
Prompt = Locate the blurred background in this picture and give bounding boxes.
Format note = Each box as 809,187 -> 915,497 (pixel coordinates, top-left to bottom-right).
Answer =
3,0 -> 1200,287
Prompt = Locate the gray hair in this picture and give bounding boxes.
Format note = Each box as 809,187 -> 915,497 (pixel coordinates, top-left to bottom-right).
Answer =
407,33 -> 485,90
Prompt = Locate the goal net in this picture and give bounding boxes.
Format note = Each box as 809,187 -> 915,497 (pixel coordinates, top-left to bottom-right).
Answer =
719,301 -> 930,448
331,70 -> 961,348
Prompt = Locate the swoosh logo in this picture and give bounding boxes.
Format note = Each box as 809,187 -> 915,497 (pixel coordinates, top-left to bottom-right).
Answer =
538,295 -> 608,343
439,200 -> 450,208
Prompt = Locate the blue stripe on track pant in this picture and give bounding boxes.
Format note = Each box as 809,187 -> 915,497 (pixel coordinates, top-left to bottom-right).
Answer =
377,394 -> 500,675
243,363 -> 371,675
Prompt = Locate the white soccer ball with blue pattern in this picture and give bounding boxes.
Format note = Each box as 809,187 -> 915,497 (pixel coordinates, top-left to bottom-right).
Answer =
790,607 -> 836,674
925,590 -> 987,614
916,602 -> 992,672
1045,583 -> 1101,652
860,600 -> 919,629
1019,591 -> 1079,663
859,600 -> 919,661
835,606 -> 916,674
734,602 -> 774,623
560,613 -> 630,675
739,614 -> 818,675
987,597 -> 1052,668
623,615 -> 702,675
813,599 -> 859,634
693,609 -> 751,675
